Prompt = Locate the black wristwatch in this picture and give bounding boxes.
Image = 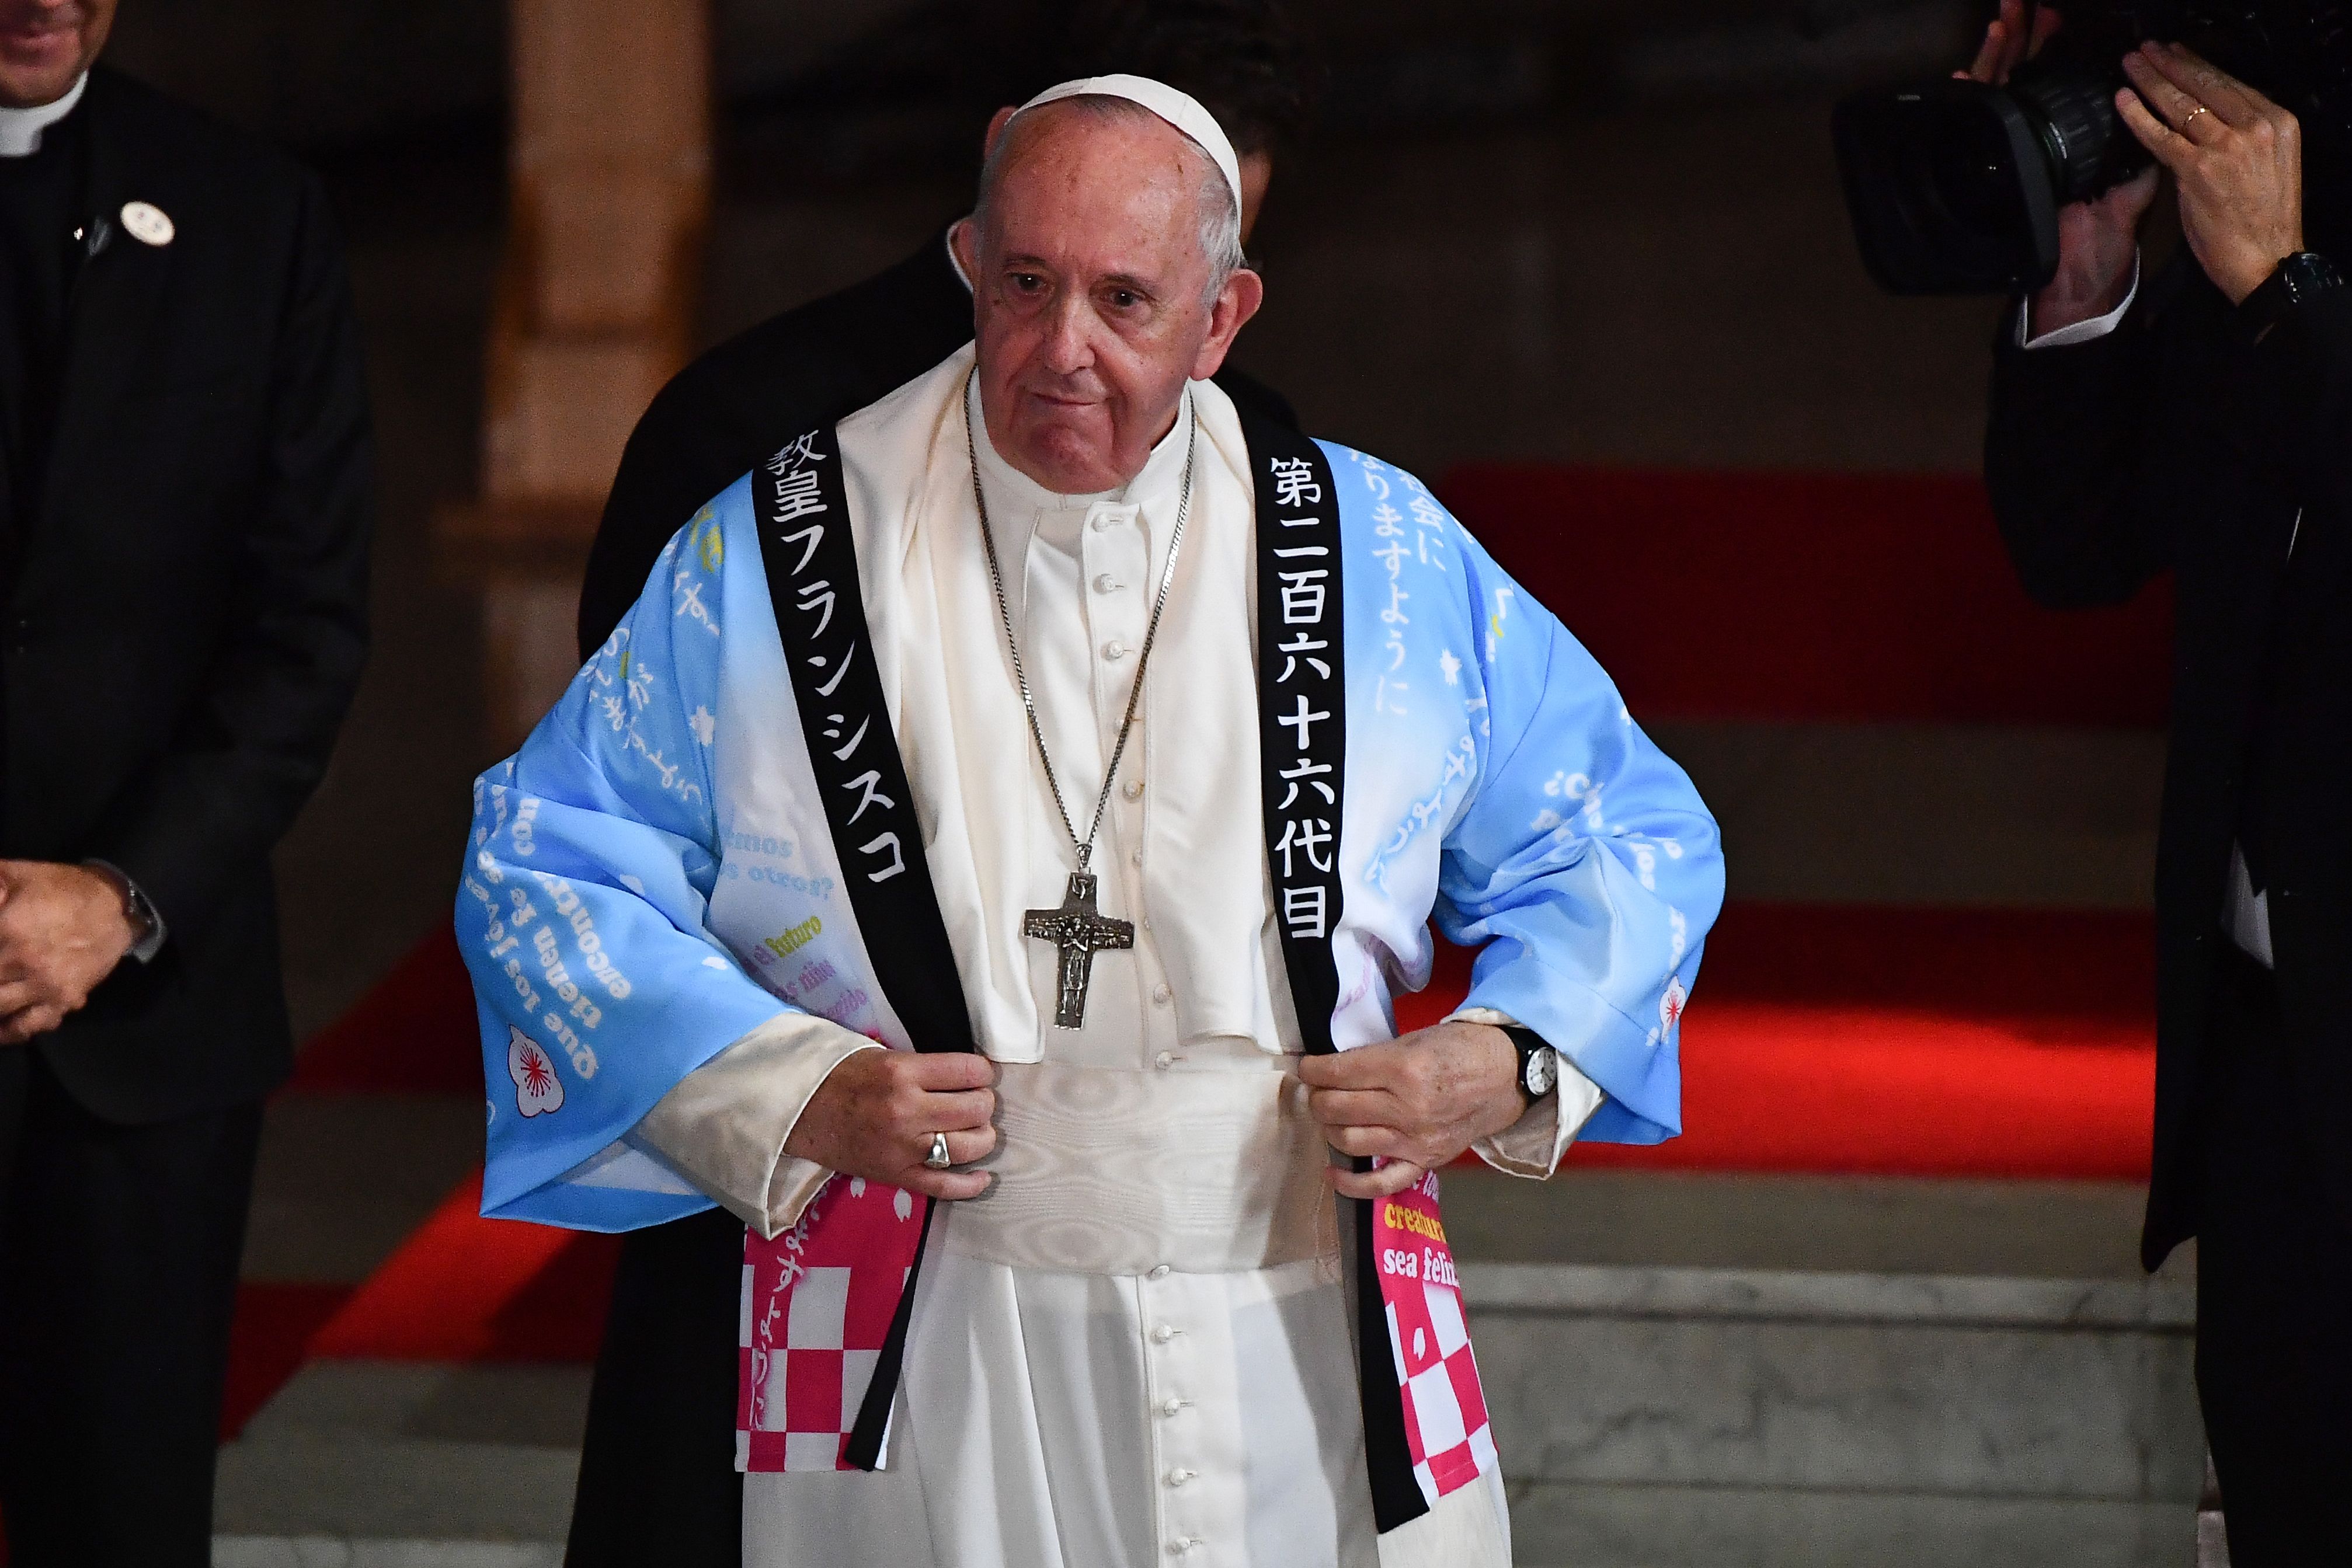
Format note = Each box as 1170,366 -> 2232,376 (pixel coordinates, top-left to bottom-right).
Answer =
1502,1026 -> 1558,1105
2237,252 -> 2344,344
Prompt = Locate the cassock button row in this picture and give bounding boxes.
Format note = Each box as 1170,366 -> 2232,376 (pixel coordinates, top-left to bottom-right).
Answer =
1123,779 -> 1144,800
1104,640 -> 1128,661
1095,573 -> 1122,594
1153,983 -> 1172,1005
1149,1263 -> 1172,1280
1155,1051 -> 1174,1070
1160,1396 -> 1188,1416
1151,1324 -> 1181,1344
1167,1539 -> 1201,1556
1165,1468 -> 1197,1487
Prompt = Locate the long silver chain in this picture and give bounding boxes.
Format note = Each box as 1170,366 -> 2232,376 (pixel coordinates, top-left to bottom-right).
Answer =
964,367 -> 1196,873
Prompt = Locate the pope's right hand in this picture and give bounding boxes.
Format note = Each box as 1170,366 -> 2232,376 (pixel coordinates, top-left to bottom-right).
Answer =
785,1048 -> 998,1201
1960,0 -> 2161,334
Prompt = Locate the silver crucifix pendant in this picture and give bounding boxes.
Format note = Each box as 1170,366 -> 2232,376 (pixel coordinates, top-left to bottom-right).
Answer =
1021,870 -> 1136,1028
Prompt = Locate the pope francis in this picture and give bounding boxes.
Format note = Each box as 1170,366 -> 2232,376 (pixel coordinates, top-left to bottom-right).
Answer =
457,72 -> 1724,1568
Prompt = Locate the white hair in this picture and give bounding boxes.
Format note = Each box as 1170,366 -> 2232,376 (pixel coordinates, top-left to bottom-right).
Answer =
972,94 -> 1244,308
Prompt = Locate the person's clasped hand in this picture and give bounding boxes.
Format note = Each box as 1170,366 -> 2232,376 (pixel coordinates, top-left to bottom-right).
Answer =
784,1048 -> 999,1201
1299,1020 -> 1528,1198
2115,41 -> 2306,305
0,861 -> 140,1045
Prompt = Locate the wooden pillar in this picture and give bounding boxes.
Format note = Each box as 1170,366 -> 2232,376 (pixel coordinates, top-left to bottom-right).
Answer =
447,0 -> 711,748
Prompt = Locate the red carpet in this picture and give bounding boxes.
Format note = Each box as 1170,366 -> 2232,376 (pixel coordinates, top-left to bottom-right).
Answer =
1438,466 -> 2173,729
1397,904 -> 2156,1181
308,1170 -> 618,1364
288,925 -> 482,1095
222,1282 -> 354,1438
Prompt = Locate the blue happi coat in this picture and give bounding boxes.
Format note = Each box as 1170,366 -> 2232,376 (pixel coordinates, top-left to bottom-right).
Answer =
458,385 -> 1723,1232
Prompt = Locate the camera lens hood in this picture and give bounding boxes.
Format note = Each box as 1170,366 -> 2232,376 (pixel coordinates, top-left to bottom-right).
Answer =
1832,78 -> 2062,295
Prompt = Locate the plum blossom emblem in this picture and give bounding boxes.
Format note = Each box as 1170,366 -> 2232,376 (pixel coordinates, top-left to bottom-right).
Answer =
507,1025 -> 566,1117
1660,978 -> 1688,1036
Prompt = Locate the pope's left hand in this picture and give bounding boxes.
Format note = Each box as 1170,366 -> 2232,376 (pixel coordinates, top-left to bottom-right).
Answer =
1299,1021 -> 1525,1198
2117,41 -> 2305,304
0,861 -> 138,1046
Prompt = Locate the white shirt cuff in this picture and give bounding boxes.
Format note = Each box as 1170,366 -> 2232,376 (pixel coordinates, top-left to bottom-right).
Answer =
2019,252 -> 2140,350
1447,1005 -> 1606,1179
633,1013 -> 882,1239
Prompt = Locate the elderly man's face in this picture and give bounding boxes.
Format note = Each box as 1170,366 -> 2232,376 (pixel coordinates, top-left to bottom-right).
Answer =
0,0 -> 116,109
960,106 -> 1262,495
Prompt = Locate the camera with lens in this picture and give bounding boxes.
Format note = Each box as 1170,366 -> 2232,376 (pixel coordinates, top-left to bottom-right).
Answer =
1833,1 -> 2352,295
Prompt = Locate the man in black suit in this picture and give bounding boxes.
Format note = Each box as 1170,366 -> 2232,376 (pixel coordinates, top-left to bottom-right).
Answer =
1972,6 -> 2352,1559
563,8 -> 1312,1563
0,2 -> 373,1562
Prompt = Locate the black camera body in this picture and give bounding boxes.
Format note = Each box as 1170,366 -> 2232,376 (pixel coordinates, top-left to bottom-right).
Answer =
1834,1 -> 2352,295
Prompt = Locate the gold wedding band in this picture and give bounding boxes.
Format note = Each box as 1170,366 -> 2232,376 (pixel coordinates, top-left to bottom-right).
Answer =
2185,104 -> 2211,125
924,1131 -> 954,1170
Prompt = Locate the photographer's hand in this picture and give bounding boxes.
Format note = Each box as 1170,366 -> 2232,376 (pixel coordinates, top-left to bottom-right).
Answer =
1958,0 -> 2059,88
1961,3 -> 2159,335
2117,43 -> 2304,305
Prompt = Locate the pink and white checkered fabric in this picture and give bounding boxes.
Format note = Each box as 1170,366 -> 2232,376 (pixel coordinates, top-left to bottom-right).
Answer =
1373,1167 -> 1497,1504
736,1173 -> 926,1472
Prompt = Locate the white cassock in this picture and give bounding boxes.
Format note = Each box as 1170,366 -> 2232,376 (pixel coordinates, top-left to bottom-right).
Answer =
632,355 -> 1591,1567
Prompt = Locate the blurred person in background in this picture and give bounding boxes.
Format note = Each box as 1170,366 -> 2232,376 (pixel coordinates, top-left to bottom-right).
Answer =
563,8 -> 1318,1564
1970,4 -> 2352,1558
0,0 -> 373,1562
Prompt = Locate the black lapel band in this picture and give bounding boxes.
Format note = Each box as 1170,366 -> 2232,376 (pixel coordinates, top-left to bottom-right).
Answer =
1236,407 -> 1429,1533
754,424 -> 976,1469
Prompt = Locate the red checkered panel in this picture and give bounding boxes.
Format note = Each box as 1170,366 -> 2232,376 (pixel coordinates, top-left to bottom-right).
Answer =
738,1175 -> 927,1473
1390,1277 -> 1495,1500
1373,1170 -> 1497,1506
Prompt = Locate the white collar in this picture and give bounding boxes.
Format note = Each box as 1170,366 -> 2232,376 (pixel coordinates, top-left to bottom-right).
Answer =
0,72 -> 87,158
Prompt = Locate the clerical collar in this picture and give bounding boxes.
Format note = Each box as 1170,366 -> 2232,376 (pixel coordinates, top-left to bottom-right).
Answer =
0,72 -> 87,158
968,385 -> 1198,521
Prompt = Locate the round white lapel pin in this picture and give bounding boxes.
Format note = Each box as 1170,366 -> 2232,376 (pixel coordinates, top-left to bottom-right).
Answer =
120,200 -> 174,247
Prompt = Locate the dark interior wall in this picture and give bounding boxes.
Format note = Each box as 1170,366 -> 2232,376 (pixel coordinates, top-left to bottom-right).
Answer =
96,0 -> 1969,152
101,0 -> 506,145
98,0 -> 931,148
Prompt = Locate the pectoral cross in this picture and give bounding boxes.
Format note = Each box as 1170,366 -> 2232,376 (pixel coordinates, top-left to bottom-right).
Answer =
1022,871 -> 1134,1029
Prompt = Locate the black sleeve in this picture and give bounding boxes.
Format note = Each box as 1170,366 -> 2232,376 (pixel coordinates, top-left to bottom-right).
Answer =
1211,365 -> 1301,432
88,173 -> 374,942
577,375 -> 742,661
2215,284 -> 2352,525
1982,255 -> 2193,608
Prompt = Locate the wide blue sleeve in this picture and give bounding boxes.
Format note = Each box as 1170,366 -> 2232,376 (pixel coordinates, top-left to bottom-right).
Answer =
457,490 -> 793,1228
1435,529 -> 1724,1145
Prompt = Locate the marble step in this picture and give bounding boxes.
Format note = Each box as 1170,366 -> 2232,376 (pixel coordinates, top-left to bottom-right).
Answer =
213,1488 -> 2197,1568
217,1261 -> 2199,1561
1464,1260 -> 2198,1506
1510,1480 -> 2196,1568
214,1543 -> 561,1568
214,1364 -> 586,1559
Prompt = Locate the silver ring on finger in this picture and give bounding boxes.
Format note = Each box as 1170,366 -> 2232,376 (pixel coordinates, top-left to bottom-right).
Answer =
924,1131 -> 954,1170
